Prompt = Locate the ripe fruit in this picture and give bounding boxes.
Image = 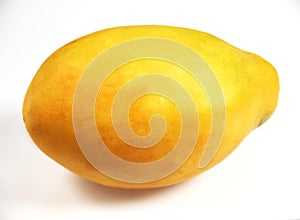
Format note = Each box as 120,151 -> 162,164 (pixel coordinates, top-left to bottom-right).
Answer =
23,25 -> 279,189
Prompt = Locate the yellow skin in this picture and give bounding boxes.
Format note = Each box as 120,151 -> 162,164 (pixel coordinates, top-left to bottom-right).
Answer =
23,25 -> 279,189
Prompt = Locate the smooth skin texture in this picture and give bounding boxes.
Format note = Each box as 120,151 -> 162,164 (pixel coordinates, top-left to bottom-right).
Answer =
23,25 -> 279,189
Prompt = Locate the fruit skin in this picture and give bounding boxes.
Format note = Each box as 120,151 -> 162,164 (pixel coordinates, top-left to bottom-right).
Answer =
23,25 -> 279,189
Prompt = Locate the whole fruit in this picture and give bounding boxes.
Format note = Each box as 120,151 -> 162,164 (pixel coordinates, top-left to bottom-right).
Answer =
23,25 -> 279,189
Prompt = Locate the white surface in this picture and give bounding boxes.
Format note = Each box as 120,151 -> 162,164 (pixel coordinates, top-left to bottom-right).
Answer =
1,0 -> 300,219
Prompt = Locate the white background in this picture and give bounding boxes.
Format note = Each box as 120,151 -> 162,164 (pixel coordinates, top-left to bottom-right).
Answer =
1,0 -> 300,219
